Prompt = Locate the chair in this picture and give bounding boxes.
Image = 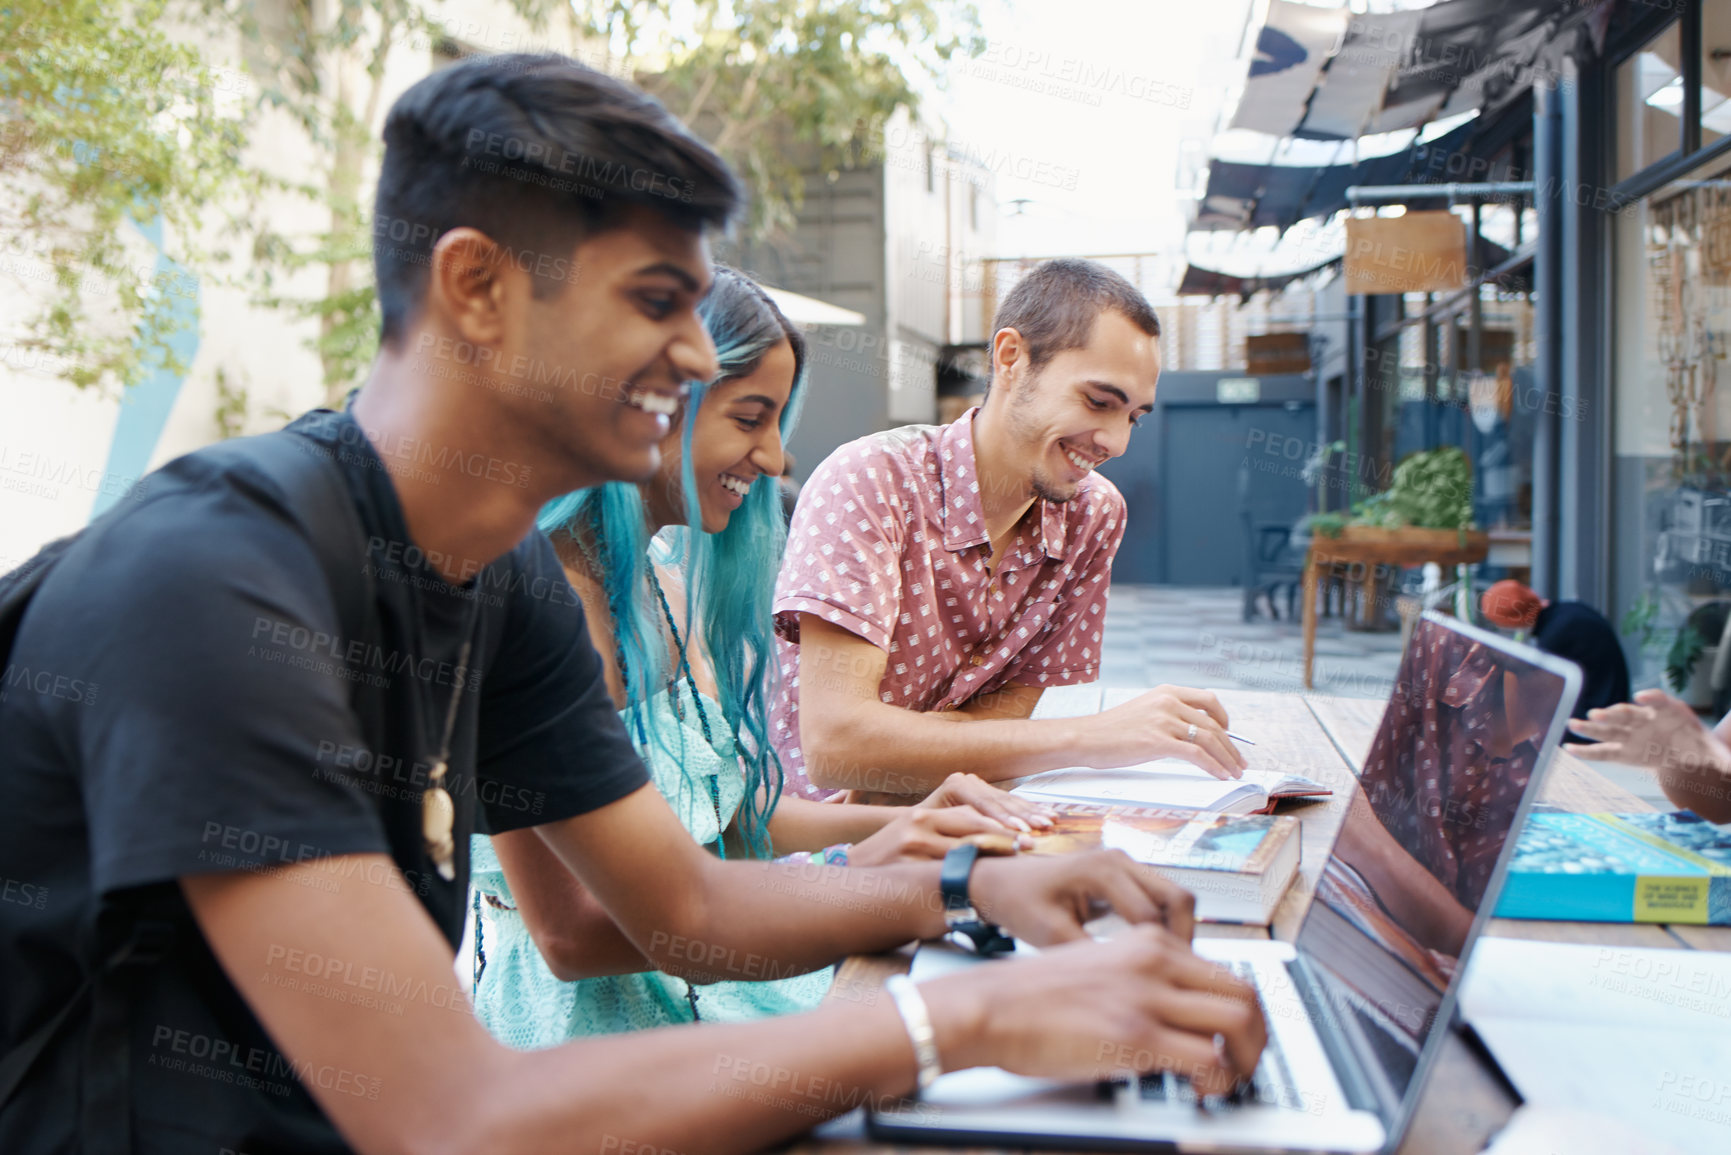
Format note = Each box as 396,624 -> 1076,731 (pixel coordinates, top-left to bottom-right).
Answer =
1240,510 -> 1306,621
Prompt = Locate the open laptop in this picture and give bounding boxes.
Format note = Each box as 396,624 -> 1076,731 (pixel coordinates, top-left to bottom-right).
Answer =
869,612 -> 1583,1153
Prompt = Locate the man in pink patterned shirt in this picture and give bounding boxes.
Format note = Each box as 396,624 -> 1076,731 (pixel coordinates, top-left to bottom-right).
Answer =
770,259 -> 1245,801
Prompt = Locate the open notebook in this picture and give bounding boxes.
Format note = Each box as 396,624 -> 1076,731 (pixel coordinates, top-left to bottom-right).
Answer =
1013,684 -> 1331,815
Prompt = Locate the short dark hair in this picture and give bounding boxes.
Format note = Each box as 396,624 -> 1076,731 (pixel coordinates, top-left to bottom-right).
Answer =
987,258 -> 1160,392
372,53 -> 743,344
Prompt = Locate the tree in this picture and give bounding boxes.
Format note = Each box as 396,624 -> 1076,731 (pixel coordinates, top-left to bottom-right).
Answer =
210,0 -> 590,402
579,0 -> 981,238
225,0 -> 979,404
0,0 -> 252,391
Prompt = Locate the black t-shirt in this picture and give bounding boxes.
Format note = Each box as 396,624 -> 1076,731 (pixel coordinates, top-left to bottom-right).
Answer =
0,409 -> 649,1154
1532,601 -> 1632,719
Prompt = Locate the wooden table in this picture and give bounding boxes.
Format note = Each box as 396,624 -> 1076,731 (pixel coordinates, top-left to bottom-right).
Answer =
784,690 -> 1731,1155
1301,529 -> 1488,689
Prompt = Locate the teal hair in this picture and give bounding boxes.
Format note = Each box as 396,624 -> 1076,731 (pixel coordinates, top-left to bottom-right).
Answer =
538,267 -> 806,858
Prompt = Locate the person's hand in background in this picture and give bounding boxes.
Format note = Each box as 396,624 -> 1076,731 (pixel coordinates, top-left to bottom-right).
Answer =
1566,688 -> 1731,822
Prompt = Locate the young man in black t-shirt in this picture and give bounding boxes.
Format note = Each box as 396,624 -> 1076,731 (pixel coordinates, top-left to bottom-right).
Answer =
0,54 -> 1265,1154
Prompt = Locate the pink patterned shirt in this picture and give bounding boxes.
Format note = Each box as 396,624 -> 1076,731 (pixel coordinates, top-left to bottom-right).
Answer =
770,408 -> 1127,799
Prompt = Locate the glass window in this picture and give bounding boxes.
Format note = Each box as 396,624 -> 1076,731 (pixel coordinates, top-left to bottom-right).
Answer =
1611,148 -> 1731,697
1618,21 -> 1684,181
1703,4 -> 1731,147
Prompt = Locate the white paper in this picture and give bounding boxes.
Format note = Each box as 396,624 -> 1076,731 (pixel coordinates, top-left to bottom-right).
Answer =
1012,765 -> 1266,814
1022,684 -> 1323,810
1481,1105 -> 1687,1155
1459,938 -> 1731,1154
1029,683 -> 1104,720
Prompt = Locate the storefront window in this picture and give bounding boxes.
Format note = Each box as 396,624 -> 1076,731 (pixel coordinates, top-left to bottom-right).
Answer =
1617,20 -> 1683,182
1385,283 -> 1536,541
1612,148 -> 1731,696
1703,3 -> 1731,148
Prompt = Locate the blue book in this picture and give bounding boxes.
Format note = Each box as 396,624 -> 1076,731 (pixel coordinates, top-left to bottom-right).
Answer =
1495,811 -> 1731,925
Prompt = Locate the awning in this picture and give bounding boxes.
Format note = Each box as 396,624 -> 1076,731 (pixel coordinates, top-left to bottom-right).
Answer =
1193,116 -> 1480,233
1231,0 -> 1604,143
1198,0 -> 1614,234
1177,256 -> 1339,301
1179,231 -> 1528,302
1232,0 -> 1349,138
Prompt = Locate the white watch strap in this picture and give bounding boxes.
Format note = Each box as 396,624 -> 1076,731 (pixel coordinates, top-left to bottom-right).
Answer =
884,974 -> 943,1091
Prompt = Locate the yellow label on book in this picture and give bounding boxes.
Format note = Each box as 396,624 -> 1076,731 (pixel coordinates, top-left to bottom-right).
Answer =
1633,877 -> 1709,923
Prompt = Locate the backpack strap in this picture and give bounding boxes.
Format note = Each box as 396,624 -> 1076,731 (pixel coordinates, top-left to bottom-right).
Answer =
218,427 -> 376,648
0,424 -> 375,1146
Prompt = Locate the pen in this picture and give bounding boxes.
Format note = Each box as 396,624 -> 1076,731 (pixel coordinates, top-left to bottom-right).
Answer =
1226,731 -> 1256,746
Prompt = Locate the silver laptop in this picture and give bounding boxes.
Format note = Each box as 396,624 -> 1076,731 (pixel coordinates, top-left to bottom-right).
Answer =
869,613 -> 1583,1153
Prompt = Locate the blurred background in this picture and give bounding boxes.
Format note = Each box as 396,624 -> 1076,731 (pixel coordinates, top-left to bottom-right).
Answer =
2,0 -> 1723,748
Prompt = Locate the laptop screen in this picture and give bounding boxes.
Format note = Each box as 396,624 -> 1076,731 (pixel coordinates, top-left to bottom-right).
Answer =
1290,614 -> 1576,1120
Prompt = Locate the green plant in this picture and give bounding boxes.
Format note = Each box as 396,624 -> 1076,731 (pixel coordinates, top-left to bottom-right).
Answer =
1664,601 -> 1731,694
1666,625 -> 1706,694
1302,447 -> 1475,539
1352,447 -> 1474,531
1,0 -> 254,391
1304,511 -> 1349,538
1621,588 -> 1661,645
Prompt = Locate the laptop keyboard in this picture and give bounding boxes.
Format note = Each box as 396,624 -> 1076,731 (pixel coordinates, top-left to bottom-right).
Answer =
1103,960 -> 1304,1112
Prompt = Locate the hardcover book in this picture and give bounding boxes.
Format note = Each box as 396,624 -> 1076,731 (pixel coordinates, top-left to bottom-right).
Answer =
1494,810 -> 1731,925
1025,802 -> 1302,925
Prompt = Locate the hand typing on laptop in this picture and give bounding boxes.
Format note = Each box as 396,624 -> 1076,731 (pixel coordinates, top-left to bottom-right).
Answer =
917,924 -> 1268,1098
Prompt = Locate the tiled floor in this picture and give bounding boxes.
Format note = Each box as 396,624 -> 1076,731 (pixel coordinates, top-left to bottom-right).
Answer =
1098,583 -> 1670,807
1098,584 -> 1407,699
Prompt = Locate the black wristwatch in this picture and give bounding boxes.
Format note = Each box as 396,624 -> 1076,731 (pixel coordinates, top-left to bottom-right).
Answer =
939,844 -> 1016,956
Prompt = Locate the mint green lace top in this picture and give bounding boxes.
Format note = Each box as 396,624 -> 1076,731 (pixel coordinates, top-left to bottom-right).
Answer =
469,680 -> 831,1049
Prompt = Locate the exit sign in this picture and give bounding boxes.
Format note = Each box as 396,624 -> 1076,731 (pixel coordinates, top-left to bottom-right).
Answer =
1217,377 -> 1261,404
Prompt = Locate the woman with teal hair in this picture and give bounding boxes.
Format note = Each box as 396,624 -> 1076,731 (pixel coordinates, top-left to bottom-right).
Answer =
471,267 -> 1048,1048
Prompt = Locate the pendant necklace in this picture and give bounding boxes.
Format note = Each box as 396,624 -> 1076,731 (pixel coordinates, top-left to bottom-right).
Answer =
421,598 -> 482,881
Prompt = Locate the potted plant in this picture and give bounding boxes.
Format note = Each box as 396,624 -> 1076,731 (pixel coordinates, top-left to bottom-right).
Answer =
1625,591 -> 1731,708
1297,448 -> 1489,631
1305,446 -> 1480,545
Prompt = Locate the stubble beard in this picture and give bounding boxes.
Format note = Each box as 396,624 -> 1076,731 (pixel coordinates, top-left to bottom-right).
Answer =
1030,470 -> 1079,505
1003,380 -> 1078,505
